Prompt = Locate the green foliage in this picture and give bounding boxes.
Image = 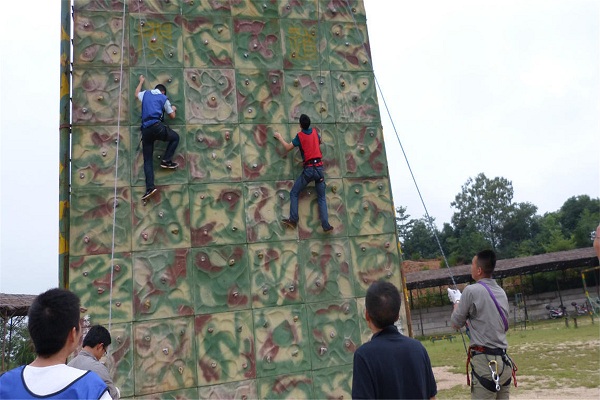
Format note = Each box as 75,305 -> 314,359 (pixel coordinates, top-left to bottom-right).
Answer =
1,317 -> 35,371
451,173 -> 514,251
394,205 -> 414,244
395,173 -> 598,265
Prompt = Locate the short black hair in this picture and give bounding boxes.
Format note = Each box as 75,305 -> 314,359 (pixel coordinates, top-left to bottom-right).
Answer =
476,249 -> 497,275
83,325 -> 112,349
299,114 -> 311,130
28,288 -> 81,357
365,281 -> 401,329
155,84 -> 167,94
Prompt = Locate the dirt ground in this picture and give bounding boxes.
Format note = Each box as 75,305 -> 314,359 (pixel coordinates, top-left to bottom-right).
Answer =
433,366 -> 600,399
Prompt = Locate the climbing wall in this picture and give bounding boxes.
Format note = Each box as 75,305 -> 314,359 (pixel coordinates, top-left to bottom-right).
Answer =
63,0 -> 403,398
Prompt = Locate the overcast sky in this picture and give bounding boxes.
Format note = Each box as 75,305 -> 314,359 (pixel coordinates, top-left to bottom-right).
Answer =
1,0 -> 598,295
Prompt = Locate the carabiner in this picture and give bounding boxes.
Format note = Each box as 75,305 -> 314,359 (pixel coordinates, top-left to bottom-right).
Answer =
488,360 -> 501,391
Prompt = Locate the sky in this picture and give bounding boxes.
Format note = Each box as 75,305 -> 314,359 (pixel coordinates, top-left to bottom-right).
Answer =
1,0 -> 598,295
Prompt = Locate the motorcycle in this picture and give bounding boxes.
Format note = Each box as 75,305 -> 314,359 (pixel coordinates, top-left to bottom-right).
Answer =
570,301 -> 591,316
545,303 -> 567,319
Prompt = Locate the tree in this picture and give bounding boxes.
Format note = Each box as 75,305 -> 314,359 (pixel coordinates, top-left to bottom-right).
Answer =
402,218 -> 440,260
394,206 -> 414,244
498,202 -> 539,258
1,316 -> 34,371
558,195 -> 599,235
451,173 -> 515,251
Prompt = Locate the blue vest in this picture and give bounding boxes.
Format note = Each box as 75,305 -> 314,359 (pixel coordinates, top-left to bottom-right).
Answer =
141,91 -> 168,128
0,365 -> 108,399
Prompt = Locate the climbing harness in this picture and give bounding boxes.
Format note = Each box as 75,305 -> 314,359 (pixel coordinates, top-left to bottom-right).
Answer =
466,345 -> 518,392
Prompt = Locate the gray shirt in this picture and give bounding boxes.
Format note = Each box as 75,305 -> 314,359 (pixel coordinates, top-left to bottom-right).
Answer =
451,278 -> 509,349
68,350 -> 119,399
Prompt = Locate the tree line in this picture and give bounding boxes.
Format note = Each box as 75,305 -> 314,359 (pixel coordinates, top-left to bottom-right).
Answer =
396,172 -> 599,265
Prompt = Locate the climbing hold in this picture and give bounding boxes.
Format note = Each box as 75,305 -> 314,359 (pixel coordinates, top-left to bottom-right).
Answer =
345,42 -> 350,46
208,327 -> 214,333
292,52 -> 296,58
116,336 -> 122,344
204,39 -> 209,45
243,52 -> 249,58
329,331 -> 336,338
82,108 -> 88,114
158,211 -> 164,218
292,349 -> 299,356
142,232 -> 148,240
114,264 -> 121,271
293,315 -> 299,322
79,173 -> 85,179
84,236 -> 90,244
211,362 -> 217,368
211,152 -> 217,159
384,242 -> 390,248
151,37 -> 156,43
361,247 -> 366,252
319,346 -> 327,355
97,288 -> 105,295
247,108 -> 253,114
144,299 -> 150,309
178,366 -> 183,374
378,184 -> 383,190
101,150 -> 107,157
162,348 -> 169,355
115,302 -> 121,307
272,79 -> 277,84
237,326 -> 243,332
83,271 -> 89,277
244,79 -> 250,85
144,336 -> 150,342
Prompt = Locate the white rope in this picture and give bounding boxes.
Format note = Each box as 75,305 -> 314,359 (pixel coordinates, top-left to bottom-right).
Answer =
107,0 -> 128,335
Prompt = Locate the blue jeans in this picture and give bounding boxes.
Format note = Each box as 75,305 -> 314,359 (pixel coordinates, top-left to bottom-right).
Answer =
141,122 -> 179,190
289,166 -> 332,230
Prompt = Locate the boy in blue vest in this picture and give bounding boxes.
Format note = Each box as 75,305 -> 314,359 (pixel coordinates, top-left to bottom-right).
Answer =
273,114 -> 333,232
0,288 -> 110,399
135,75 -> 180,200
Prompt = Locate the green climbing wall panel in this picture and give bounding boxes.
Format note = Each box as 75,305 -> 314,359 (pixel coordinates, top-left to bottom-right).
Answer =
64,0 -> 405,398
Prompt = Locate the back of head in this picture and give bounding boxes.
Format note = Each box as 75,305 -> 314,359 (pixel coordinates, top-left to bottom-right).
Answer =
28,288 -> 81,357
476,249 -> 497,275
83,325 -> 112,348
155,84 -> 167,95
365,281 -> 401,329
299,114 -> 311,130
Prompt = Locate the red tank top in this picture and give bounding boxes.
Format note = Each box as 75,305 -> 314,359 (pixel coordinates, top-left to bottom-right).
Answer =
298,128 -> 323,166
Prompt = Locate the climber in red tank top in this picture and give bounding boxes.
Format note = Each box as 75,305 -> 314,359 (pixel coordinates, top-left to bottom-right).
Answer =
273,114 -> 334,233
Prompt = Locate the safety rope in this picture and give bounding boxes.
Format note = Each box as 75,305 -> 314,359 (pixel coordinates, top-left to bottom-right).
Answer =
316,0 -> 324,125
342,0 -> 469,352
107,0 -> 128,337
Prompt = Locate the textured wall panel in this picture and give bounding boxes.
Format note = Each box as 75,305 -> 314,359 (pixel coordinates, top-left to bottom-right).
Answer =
257,372 -> 314,399
187,124 -> 242,182
300,238 -> 354,303
233,19 -> 283,70
240,124 -> 294,181
70,253 -> 133,324
345,177 -> 395,236
72,68 -> 129,124
189,183 -> 247,246
73,13 -> 128,66
133,248 -> 193,321
195,310 -> 255,385
182,16 -> 234,68
71,126 -> 131,188
69,187 -> 132,256
66,1 -> 405,398
191,245 -> 251,314
249,241 -> 301,308
108,323 -> 134,398
306,299 -> 359,368
284,71 -> 334,123
253,305 -> 310,377
133,317 -> 197,395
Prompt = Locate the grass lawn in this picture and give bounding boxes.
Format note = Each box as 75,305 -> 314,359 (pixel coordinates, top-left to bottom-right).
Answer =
420,317 -> 600,398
